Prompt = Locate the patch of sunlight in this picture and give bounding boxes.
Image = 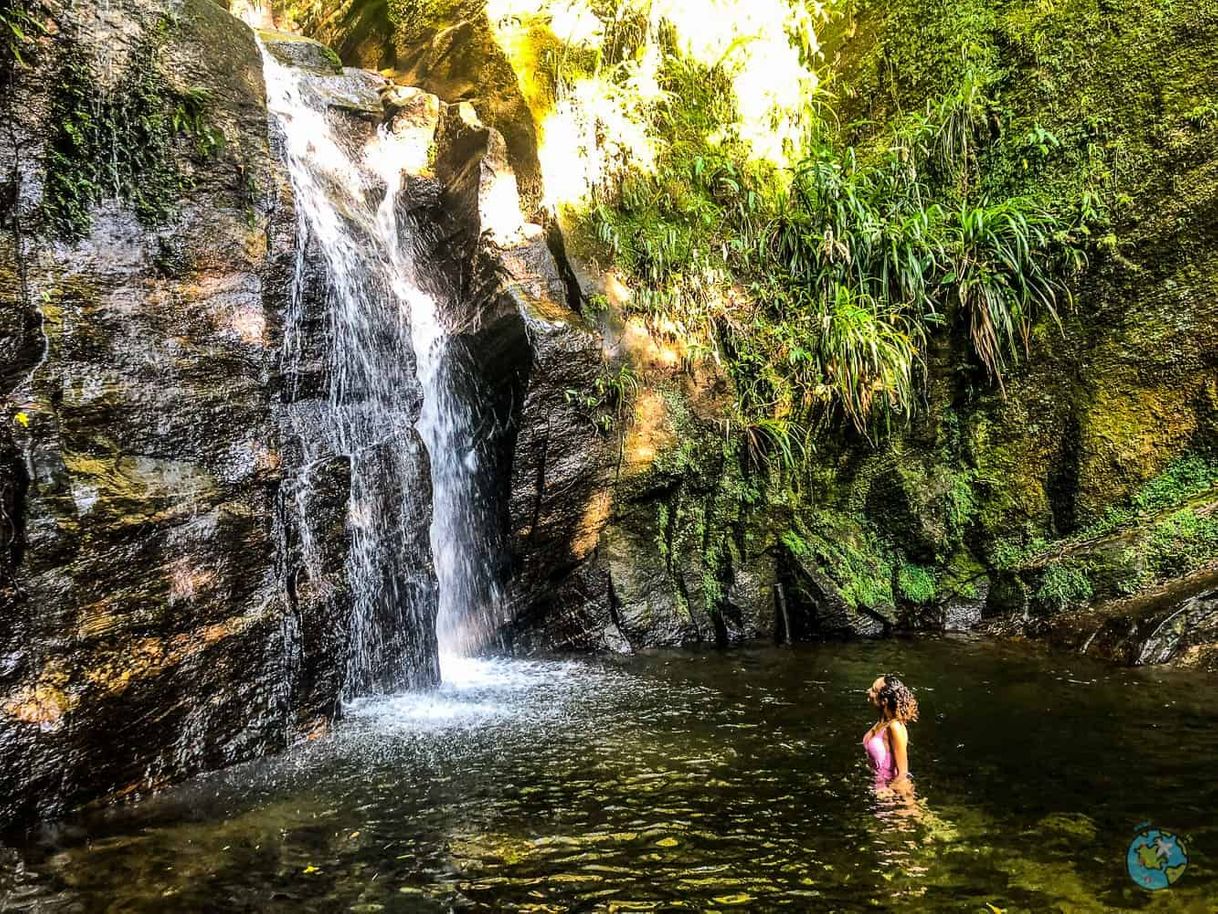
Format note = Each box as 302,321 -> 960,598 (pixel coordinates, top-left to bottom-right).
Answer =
622,388 -> 673,472
488,0 -> 606,47
574,488 -> 613,558
481,162 -> 530,244
231,0 -> 274,29
167,557 -> 219,604
538,76 -> 658,212
489,0 -> 826,210
653,0 -> 822,166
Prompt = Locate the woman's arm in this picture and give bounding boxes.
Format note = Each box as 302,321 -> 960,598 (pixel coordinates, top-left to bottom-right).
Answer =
888,720 -> 910,781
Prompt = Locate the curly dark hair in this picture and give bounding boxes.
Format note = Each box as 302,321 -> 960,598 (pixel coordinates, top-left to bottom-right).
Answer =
877,674 -> 919,723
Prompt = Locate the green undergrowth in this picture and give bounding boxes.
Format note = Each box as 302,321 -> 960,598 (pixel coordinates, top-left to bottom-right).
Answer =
1,0 -> 45,73
995,455 -> 1218,570
1028,508 -> 1218,613
558,0 -> 1105,440
896,562 -> 937,604
41,16 -> 224,241
1001,455 -> 1218,612
782,515 -> 896,611
1138,509 -> 1218,581
779,453 -> 1218,619
564,360 -> 641,436
781,510 -> 993,617
1034,561 -> 1093,612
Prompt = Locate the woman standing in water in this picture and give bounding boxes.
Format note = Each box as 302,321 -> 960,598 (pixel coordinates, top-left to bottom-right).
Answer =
863,674 -> 919,795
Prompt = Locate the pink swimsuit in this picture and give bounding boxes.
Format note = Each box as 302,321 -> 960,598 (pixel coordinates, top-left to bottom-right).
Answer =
863,723 -> 898,786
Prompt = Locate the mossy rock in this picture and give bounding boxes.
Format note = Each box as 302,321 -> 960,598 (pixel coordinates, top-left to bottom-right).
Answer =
258,29 -> 343,74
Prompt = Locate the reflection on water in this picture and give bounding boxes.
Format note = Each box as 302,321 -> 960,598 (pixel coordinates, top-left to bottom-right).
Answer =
2,639 -> 1215,911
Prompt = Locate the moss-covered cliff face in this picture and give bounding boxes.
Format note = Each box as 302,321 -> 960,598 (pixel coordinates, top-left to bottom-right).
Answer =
829,0 -> 1218,527
0,0 -> 317,824
810,0 -> 1218,660
277,0 -> 1218,666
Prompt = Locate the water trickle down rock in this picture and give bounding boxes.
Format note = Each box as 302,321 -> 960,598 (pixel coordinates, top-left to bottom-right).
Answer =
419,102 -> 624,655
0,0 -> 450,825
0,0 -> 312,824
255,33 -> 439,696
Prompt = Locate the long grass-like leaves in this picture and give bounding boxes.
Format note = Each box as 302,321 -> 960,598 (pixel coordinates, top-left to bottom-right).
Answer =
569,35 -> 1090,440
948,199 -> 1071,381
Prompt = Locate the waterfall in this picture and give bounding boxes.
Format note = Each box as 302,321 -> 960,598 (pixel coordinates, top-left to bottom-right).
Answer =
414,305 -> 508,666
254,31 -> 508,693
367,110 -> 508,668
258,46 -> 436,695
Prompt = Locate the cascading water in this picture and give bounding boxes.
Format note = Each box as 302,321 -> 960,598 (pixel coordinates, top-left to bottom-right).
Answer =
412,314 -> 509,665
253,26 -> 509,692
368,112 -> 509,670
258,43 -> 437,695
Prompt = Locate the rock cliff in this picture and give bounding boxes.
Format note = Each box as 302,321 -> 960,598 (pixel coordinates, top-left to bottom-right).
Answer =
2,0 -> 1217,827
0,0 -> 444,823
267,0 -> 1218,670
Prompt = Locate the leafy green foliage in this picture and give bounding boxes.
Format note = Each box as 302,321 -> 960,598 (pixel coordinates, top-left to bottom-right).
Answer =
566,17 -> 1096,437
1139,509 -> 1218,581
1131,456 -> 1218,513
782,516 -> 895,610
945,470 -> 977,541
41,20 -> 224,240
565,360 -> 640,434
0,0 -> 44,72
993,454 -> 1218,573
740,416 -> 809,474
1184,102 -> 1218,130
951,198 -> 1078,382
1034,562 -> 1092,612
897,563 -> 937,604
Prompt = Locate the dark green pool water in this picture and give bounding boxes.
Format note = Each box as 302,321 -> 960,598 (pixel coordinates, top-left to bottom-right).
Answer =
1,637 -> 1214,912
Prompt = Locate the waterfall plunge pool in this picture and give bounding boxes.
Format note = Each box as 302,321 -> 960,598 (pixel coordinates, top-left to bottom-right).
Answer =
2,639 -> 1215,911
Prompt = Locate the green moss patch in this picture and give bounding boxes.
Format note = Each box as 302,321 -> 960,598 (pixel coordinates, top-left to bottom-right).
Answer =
41,17 -> 223,241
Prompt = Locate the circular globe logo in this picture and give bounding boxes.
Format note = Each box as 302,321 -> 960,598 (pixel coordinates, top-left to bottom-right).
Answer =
1126,824 -> 1188,891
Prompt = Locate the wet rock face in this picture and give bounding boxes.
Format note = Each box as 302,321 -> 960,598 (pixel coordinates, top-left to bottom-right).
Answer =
417,105 -> 774,652
258,29 -> 342,74
400,94 -> 622,649
1037,572 -> 1218,672
498,323 -> 785,652
274,0 -> 544,214
412,106 -> 785,652
780,552 -> 889,640
0,0 -> 300,824
0,0 -> 437,824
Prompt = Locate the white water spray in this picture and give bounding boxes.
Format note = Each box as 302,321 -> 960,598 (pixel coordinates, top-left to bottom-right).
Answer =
252,26 -> 508,690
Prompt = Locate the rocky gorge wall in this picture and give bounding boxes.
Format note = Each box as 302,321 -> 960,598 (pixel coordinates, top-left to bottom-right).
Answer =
0,0 -> 619,826
0,0 -> 480,824
1,0 -> 1216,827
0,0 -> 321,824
265,0 -> 1218,670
